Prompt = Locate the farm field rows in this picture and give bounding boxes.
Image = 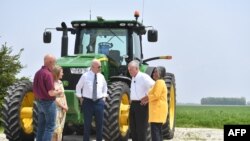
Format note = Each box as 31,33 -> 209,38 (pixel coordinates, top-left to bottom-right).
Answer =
176,105 -> 250,129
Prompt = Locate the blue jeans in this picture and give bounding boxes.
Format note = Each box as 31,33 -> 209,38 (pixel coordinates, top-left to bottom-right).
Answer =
82,98 -> 105,141
151,123 -> 163,141
36,100 -> 56,141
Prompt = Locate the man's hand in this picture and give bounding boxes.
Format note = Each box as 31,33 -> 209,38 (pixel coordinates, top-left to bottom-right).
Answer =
140,95 -> 149,105
48,89 -> 63,97
79,97 -> 84,105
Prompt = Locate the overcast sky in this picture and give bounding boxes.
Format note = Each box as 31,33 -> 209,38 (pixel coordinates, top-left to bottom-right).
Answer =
1,0 -> 250,103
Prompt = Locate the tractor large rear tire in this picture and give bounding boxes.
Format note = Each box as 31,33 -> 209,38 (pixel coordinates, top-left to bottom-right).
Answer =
162,72 -> 176,139
103,81 -> 130,141
1,80 -> 37,141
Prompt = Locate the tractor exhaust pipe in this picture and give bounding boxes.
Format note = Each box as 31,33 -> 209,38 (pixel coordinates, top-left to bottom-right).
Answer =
61,22 -> 68,57
143,56 -> 172,63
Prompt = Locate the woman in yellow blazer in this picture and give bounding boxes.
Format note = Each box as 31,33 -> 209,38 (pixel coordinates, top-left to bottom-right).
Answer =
141,67 -> 168,141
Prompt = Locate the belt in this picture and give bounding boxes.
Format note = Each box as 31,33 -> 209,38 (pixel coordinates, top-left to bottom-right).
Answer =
131,100 -> 141,103
84,97 -> 104,101
37,99 -> 55,101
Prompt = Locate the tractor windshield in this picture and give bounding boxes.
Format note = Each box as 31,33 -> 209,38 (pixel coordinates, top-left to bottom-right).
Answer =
132,32 -> 142,60
78,28 -> 128,65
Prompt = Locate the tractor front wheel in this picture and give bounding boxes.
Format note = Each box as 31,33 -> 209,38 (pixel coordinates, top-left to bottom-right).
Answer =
103,81 -> 130,141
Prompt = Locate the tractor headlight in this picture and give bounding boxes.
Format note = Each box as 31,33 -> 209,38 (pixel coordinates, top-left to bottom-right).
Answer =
70,67 -> 90,74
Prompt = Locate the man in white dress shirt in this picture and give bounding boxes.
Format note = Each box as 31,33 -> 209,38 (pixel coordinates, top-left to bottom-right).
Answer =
128,60 -> 155,141
75,59 -> 108,141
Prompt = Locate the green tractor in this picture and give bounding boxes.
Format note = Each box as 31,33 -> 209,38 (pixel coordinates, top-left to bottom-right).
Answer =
1,12 -> 176,141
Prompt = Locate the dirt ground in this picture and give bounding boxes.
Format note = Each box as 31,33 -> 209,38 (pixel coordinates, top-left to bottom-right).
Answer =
0,127 -> 223,141
169,127 -> 223,141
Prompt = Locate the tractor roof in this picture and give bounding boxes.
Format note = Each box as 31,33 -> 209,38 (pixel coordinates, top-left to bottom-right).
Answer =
71,17 -> 145,29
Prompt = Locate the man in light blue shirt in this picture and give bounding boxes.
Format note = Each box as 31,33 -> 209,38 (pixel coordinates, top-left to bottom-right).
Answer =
76,59 -> 108,141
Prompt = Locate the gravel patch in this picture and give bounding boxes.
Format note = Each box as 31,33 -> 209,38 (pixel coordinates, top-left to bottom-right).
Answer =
0,133 -> 7,141
170,128 -> 223,141
0,128 -> 223,141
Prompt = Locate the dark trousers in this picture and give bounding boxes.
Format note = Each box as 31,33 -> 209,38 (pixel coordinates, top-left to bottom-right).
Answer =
129,101 -> 149,141
82,98 -> 105,141
151,123 -> 163,141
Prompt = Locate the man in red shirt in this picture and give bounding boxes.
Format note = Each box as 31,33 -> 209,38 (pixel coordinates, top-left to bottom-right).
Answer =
33,54 -> 62,141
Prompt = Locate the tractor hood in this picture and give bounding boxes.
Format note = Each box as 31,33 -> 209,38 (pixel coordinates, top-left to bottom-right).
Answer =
55,54 -> 108,90
56,54 -> 107,68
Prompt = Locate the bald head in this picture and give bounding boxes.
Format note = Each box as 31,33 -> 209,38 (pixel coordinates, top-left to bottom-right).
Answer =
91,59 -> 101,66
44,54 -> 56,70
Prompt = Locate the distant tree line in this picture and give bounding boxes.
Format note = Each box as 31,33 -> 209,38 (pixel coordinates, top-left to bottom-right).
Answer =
201,97 -> 246,105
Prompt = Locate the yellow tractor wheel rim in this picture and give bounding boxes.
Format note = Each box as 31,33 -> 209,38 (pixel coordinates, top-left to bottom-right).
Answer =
20,92 -> 35,134
169,84 -> 175,129
119,93 -> 130,137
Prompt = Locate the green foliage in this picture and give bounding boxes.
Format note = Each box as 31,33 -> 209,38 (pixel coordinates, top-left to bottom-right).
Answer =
176,105 -> 250,129
0,43 -> 24,125
0,126 -> 3,133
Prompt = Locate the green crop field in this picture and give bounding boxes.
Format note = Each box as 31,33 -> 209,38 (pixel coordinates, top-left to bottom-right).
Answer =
1,105 -> 249,134
176,105 -> 250,129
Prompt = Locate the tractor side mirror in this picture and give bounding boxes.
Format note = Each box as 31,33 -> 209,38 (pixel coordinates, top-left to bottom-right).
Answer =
147,29 -> 158,42
43,31 -> 51,43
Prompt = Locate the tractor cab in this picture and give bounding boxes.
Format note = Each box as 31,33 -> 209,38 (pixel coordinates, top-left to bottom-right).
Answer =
43,13 -> 158,78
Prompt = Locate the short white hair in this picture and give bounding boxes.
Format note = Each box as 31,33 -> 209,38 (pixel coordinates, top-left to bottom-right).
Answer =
128,60 -> 139,69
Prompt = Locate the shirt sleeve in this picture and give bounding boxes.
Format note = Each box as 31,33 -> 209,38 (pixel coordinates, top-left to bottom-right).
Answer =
33,73 -> 39,98
144,73 -> 155,90
102,75 -> 108,97
76,74 -> 85,98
